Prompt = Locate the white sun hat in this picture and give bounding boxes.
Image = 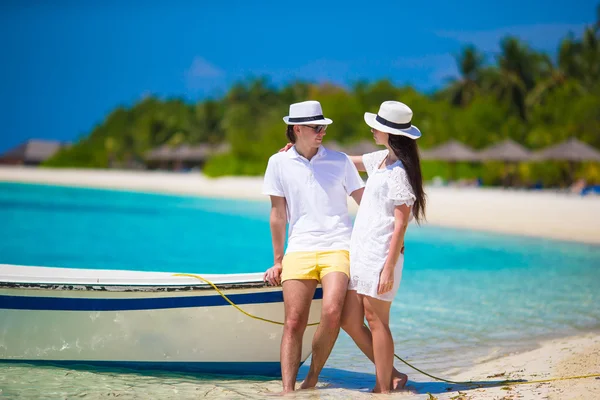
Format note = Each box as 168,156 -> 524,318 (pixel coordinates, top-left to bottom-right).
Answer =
364,101 -> 421,139
283,100 -> 333,125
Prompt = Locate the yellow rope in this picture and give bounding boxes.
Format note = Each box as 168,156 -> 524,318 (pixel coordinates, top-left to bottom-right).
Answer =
173,273 -> 319,326
174,273 -> 600,387
392,352 -> 600,387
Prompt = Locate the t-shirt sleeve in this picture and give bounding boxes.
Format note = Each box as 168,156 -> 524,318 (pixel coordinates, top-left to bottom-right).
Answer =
343,154 -> 366,195
387,165 -> 416,207
262,156 -> 285,197
362,150 -> 388,176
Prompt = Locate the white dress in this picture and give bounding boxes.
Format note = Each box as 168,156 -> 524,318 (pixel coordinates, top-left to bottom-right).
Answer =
349,150 -> 416,302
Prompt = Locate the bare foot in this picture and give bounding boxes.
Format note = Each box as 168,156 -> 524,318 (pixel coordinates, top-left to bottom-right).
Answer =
371,386 -> 391,394
373,370 -> 407,393
265,389 -> 294,396
392,371 -> 408,391
299,373 -> 318,390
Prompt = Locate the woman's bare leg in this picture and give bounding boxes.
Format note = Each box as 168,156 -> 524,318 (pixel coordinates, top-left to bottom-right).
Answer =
341,290 -> 407,390
364,296 -> 394,393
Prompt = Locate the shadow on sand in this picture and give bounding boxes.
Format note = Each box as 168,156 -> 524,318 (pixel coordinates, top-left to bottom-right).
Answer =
299,365 -> 522,396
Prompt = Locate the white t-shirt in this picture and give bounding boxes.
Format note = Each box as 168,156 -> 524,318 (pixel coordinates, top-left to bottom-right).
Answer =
262,145 -> 365,253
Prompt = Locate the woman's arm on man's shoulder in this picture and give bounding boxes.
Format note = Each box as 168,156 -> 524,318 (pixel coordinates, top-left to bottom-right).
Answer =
348,155 -> 366,172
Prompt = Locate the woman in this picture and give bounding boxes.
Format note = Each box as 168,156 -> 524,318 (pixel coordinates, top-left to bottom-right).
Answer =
341,101 -> 426,393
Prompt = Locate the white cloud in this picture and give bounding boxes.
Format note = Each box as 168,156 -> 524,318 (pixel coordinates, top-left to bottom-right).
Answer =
184,57 -> 225,93
394,54 -> 460,88
185,57 -> 223,79
436,23 -> 587,53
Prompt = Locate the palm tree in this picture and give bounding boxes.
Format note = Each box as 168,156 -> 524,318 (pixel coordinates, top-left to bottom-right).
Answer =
527,17 -> 600,108
445,46 -> 485,106
526,36 -> 584,109
579,26 -> 600,88
104,137 -> 117,168
280,81 -> 311,105
558,34 -> 582,79
491,37 -> 549,121
227,77 -> 279,112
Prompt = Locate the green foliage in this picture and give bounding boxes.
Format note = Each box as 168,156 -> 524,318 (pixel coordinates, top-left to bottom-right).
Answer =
44,13 -> 600,187
421,161 -> 483,182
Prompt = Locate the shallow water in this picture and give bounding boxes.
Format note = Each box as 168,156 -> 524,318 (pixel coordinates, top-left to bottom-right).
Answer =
1,183 -> 599,398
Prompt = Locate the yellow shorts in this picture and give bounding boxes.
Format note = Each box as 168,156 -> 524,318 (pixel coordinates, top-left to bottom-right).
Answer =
281,250 -> 350,282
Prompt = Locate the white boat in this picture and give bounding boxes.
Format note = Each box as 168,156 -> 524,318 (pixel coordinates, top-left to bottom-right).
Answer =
0,264 -> 322,377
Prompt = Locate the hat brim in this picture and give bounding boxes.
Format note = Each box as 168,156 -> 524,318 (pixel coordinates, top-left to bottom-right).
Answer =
364,112 -> 421,139
283,117 -> 333,125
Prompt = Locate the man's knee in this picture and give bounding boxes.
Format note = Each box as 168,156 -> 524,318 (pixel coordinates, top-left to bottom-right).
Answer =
284,314 -> 308,336
321,303 -> 344,327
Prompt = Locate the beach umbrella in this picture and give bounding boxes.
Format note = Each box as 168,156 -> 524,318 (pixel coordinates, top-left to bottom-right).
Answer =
478,139 -> 531,162
343,140 -> 381,155
419,148 -> 432,160
531,138 -> 600,162
421,140 -> 479,181
421,140 -> 479,162
478,139 -> 532,186
531,138 -> 600,185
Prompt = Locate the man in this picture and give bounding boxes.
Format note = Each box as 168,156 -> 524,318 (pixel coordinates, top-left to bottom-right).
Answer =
262,100 -> 364,393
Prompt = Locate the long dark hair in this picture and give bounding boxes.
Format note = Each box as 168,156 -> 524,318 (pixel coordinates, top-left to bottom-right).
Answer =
388,135 -> 426,223
286,126 -> 296,144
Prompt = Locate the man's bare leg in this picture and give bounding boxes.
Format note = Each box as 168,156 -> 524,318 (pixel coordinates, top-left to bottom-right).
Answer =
341,290 -> 407,390
281,279 -> 318,393
300,271 -> 348,389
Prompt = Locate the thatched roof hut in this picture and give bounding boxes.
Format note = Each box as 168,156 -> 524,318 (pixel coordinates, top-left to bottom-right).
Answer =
0,139 -> 66,165
146,145 -> 173,162
145,143 -> 231,170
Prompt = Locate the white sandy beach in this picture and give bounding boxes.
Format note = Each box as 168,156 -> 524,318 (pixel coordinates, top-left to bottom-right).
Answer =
308,332 -> 600,399
289,333 -> 600,399
209,333 -> 600,399
1,166 -> 599,245
433,332 -> 600,400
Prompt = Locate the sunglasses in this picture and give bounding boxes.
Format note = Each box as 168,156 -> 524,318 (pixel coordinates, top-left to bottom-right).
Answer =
303,125 -> 327,134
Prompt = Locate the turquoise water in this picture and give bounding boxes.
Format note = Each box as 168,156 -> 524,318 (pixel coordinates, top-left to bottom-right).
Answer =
1,182 -> 599,397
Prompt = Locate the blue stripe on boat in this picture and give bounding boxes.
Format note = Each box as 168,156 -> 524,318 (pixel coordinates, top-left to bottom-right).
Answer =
0,288 -> 324,311
0,359 -> 284,377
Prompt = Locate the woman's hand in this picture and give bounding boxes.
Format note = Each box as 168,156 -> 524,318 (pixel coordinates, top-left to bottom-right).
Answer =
279,143 -> 293,153
377,266 -> 394,295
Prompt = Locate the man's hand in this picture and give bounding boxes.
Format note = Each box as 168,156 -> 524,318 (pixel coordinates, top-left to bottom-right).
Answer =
377,266 -> 394,295
279,143 -> 293,153
264,263 -> 283,286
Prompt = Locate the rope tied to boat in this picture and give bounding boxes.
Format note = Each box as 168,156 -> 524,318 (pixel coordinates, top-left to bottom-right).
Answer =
174,273 -> 600,388
173,273 -> 319,326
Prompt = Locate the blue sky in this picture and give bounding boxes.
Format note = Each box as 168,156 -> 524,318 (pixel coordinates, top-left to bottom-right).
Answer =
0,0 -> 596,152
